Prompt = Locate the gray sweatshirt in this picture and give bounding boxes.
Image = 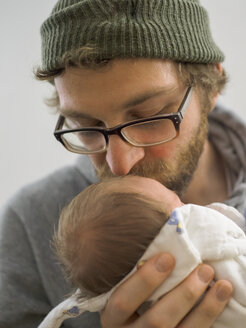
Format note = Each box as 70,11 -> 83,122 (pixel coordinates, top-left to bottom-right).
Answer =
0,106 -> 246,328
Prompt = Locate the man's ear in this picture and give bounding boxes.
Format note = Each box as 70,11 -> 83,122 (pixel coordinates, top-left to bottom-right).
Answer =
216,63 -> 223,74
209,63 -> 223,111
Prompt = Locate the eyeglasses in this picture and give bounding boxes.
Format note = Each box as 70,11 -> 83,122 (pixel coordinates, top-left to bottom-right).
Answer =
54,87 -> 193,154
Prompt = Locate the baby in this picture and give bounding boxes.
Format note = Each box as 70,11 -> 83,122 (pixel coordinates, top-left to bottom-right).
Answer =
39,176 -> 246,328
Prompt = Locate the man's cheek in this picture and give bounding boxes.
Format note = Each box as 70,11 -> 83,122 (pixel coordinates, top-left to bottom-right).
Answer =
89,153 -> 106,168
147,143 -> 176,160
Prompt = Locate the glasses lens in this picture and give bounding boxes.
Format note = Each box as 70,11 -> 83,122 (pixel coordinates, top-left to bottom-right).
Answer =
122,118 -> 176,146
61,130 -> 106,153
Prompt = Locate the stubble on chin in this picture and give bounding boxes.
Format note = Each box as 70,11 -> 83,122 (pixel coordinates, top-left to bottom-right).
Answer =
95,113 -> 208,197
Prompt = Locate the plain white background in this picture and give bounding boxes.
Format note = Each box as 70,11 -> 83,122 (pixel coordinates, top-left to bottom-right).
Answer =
1,1 -> 246,206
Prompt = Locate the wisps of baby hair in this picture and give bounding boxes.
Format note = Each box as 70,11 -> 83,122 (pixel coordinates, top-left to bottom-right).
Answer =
53,176 -> 169,299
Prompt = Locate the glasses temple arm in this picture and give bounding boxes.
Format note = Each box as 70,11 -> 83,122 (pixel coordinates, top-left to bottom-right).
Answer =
180,87 -> 193,118
54,115 -> 65,132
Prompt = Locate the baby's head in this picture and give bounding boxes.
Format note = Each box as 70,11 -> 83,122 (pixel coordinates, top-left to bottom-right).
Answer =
54,176 -> 183,298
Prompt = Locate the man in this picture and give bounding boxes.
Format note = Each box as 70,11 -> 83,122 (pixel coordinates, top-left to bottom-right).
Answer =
1,0 -> 246,327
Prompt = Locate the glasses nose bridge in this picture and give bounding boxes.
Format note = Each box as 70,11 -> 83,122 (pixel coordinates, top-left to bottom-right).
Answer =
105,125 -> 125,141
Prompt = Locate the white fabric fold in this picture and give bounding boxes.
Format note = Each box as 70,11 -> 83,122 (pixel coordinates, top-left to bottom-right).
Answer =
38,203 -> 246,328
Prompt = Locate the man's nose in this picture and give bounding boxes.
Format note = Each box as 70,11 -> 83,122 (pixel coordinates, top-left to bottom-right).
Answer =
106,135 -> 145,176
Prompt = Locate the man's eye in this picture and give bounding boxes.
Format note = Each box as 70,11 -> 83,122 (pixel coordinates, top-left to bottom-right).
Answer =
155,103 -> 180,116
156,106 -> 176,115
132,105 -> 175,119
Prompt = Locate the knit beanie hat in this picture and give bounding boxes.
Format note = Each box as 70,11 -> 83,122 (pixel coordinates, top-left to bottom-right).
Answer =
40,0 -> 224,71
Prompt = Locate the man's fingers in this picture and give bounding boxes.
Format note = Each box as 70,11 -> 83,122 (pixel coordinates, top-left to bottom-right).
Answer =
179,280 -> 233,328
100,253 -> 175,327
133,264 -> 215,328
101,261 -> 232,328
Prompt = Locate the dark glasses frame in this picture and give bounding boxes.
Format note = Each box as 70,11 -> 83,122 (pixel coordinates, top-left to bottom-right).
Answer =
54,87 -> 192,154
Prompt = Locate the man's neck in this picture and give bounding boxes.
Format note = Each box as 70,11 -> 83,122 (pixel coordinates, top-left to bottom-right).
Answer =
181,140 -> 228,206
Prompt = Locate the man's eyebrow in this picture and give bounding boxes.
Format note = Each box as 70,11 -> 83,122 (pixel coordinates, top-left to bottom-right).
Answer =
121,86 -> 177,109
60,109 -> 94,119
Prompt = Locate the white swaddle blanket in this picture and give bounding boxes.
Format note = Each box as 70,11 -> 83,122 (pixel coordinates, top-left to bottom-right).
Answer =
38,203 -> 246,328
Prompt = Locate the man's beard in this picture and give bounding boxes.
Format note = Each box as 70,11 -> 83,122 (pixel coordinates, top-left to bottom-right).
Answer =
95,112 -> 208,197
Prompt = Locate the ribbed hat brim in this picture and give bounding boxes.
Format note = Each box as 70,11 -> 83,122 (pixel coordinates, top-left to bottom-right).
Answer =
41,0 -> 224,71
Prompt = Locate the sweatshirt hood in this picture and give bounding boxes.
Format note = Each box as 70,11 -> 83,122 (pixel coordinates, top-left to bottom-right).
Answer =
209,105 -> 246,217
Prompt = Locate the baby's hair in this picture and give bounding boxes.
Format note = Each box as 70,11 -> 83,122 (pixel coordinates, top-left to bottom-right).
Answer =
54,177 -> 170,298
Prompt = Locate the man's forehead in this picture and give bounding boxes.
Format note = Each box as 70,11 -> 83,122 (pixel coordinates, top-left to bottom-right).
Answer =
59,84 -> 179,118
55,58 -> 180,95
55,58 -> 182,116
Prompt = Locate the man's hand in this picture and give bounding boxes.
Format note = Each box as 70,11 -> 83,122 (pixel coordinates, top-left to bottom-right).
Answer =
100,253 -> 233,328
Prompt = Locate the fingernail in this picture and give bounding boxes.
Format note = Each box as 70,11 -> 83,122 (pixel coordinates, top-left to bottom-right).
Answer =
198,265 -> 214,283
137,260 -> 147,270
155,254 -> 174,273
216,283 -> 232,302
